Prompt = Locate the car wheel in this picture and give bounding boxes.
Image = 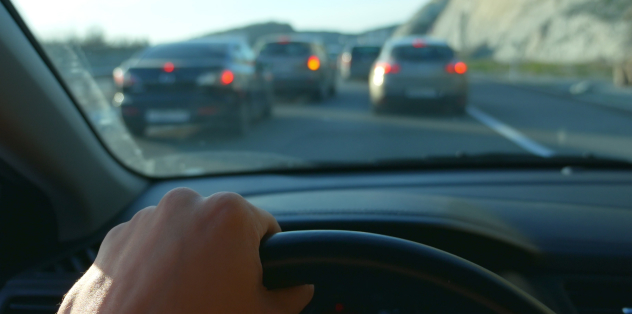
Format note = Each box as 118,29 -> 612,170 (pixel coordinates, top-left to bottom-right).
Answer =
124,120 -> 146,137
328,83 -> 337,97
262,90 -> 274,119
236,103 -> 251,135
450,93 -> 468,115
372,104 -> 387,115
311,84 -> 327,102
262,101 -> 272,119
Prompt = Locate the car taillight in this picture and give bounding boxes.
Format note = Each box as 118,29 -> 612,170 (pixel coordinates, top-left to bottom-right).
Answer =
446,61 -> 467,74
374,62 -> 400,74
113,67 -> 125,86
220,70 -> 234,85
113,67 -> 138,87
341,52 -> 351,64
307,56 -> 320,71
163,62 -> 175,73
412,39 -> 426,48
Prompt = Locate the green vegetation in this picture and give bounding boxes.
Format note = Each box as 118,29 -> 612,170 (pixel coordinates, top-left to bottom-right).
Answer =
466,59 -> 612,79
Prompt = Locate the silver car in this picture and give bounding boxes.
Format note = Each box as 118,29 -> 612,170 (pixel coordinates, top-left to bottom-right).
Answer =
369,37 -> 468,114
255,36 -> 336,101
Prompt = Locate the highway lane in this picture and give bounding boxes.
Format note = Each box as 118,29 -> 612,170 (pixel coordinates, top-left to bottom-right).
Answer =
469,80 -> 632,160
123,79 -> 632,164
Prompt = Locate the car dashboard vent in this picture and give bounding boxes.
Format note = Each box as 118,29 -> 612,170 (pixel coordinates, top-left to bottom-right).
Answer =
38,242 -> 100,274
2,296 -> 61,314
564,277 -> 632,314
0,243 -> 101,314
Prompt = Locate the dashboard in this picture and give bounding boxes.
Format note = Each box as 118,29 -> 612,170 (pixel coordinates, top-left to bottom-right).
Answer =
1,168 -> 631,313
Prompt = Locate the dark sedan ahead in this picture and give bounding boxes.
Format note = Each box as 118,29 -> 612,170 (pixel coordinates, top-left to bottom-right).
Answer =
113,38 -> 272,136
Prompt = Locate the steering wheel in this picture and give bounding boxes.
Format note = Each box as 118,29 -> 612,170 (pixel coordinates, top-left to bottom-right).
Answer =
260,230 -> 554,314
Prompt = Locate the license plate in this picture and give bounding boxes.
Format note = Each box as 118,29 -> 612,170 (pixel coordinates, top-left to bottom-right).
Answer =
146,110 -> 191,123
406,89 -> 437,98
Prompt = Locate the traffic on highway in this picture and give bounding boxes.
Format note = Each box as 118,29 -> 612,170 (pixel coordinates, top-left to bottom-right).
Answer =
12,0 -> 632,177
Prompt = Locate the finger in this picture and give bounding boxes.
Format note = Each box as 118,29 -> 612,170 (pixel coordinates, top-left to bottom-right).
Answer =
266,284 -> 314,314
252,206 -> 282,239
203,192 -> 281,239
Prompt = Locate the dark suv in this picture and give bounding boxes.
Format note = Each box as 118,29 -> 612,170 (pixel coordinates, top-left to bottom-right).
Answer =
113,38 -> 272,136
255,36 -> 336,101
340,45 -> 382,80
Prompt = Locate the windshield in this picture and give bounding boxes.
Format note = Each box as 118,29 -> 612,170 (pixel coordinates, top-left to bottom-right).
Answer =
141,44 -> 228,60
351,46 -> 381,59
9,0 -> 632,177
391,45 -> 454,62
258,42 -> 311,57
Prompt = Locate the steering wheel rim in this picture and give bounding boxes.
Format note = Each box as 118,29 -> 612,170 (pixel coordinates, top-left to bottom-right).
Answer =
260,230 -> 554,314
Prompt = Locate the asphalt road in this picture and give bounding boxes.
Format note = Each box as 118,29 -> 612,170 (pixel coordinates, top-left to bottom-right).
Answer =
121,79 -> 632,164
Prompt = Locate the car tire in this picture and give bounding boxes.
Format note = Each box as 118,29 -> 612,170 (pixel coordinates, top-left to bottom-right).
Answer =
311,84 -> 327,102
328,83 -> 337,97
124,120 -> 146,137
236,103 -> 251,135
262,89 -> 274,119
450,93 -> 468,115
372,105 -> 387,115
613,65 -> 629,87
262,101 -> 272,119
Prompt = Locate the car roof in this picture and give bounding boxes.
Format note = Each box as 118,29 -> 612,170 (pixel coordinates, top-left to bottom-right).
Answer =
257,33 -> 323,46
386,36 -> 450,47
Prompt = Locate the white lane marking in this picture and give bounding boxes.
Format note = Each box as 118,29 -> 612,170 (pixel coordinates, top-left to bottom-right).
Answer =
467,106 -> 555,157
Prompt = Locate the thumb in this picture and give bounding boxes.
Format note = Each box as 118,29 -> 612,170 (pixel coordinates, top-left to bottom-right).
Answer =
266,284 -> 315,314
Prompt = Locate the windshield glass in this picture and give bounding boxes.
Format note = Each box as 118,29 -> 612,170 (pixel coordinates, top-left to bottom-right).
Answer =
10,0 -> 632,177
391,45 -> 454,62
141,44 -> 228,60
351,46 -> 381,59
258,42 -> 311,57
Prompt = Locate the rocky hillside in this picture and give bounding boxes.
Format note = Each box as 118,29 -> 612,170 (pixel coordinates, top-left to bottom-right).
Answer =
200,22 -> 295,45
200,22 -> 398,47
396,0 -> 632,64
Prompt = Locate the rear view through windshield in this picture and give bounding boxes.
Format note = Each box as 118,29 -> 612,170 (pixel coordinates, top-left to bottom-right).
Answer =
259,43 -> 311,57
10,0 -> 632,177
351,47 -> 381,59
141,44 -> 228,60
391,46 -> 454,62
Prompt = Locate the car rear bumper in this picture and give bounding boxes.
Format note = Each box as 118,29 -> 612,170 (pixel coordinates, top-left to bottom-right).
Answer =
118,91 -> 243,126
370,76 -> 467,110
270,73 -> 322,93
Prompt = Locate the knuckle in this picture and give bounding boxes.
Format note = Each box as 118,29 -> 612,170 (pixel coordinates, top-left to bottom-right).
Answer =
158,187 -> 201,213
128,206 -> 155,225
100,221 -> 129,253
204,192 -> 253,225
208,191 -> 244,207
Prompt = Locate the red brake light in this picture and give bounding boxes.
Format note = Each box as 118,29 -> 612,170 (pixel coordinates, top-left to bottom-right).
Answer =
412,39 -> 426,48
278,36 -> 290,45
220,70 -> 234,85
307,55 -> 320,71
163,62 -> 175,73
375,62 -> 400,74
446,61 -> 467,74
113,67 -> 138,87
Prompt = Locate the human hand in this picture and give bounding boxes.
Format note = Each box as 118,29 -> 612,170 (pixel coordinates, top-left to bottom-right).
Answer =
59,188 -> 314,313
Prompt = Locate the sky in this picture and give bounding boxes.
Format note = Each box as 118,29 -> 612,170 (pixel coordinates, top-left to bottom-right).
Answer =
12,0 -> 429,44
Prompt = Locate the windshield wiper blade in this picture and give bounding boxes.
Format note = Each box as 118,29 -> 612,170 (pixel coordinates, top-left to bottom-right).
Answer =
313,153 -> 632,171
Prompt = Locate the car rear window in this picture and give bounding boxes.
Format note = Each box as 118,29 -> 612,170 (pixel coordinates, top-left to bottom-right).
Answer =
391,45 -> 454,62
141,44 -> 228,60
259,43 -> 311,57
351,47 -> 381,59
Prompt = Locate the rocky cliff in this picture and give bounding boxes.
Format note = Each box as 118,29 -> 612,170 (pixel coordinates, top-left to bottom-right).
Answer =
396,0 -> 632,64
